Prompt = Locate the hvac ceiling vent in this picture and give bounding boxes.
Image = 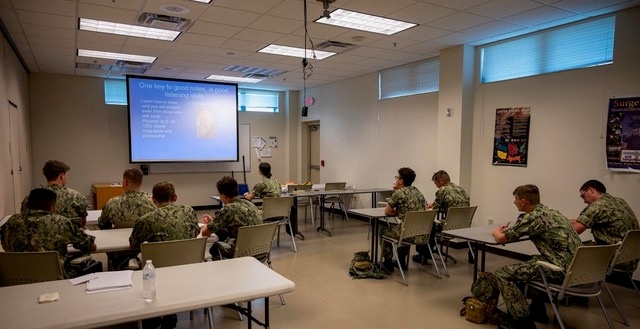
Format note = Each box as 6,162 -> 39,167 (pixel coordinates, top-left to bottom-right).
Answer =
316,40 -> 357,53
137,12 -> 190,30
76,61 -> 150,74
222,65 -> 288,79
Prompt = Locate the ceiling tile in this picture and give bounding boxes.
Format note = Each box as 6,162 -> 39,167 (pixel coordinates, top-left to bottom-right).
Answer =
422,0 -> 492,11
391,2 -> 457,24
188,21 -> 243,38
12,0 -> 75,16
199,5 -> 261,27
15,10 -> 76,29
503,5 -> 575,27
234,28 -> 285,43
176,33 -> 227,48
248,15 -> 301,34
427,12 -> 494,31
78,2 -> 139,23
466,0 -> 543,19
213,0 -> 283,14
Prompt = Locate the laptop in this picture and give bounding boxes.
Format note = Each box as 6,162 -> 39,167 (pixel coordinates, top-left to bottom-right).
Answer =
238,183 -> 249,195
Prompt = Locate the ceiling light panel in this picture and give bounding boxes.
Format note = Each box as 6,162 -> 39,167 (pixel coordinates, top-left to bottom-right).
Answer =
79,18 -> 181,41
315,9 -> 417,35
191,0 -> 213,3
205,75 -> 262,83
78,49 -> 157,63
258,44 -> 336,60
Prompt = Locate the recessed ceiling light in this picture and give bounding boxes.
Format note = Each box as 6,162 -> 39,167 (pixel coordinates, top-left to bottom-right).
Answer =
205,75 -> 263,83
78,49 -> 156,63
191,0 -> 213,3
258,44 -> 336,60
79,18 -> 181,41
315,9 -> 416,35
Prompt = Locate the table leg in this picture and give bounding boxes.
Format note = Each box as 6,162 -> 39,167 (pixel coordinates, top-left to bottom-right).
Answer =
264,297 -> 269,329
316,195 -> 332,236
290,197 -> 305,240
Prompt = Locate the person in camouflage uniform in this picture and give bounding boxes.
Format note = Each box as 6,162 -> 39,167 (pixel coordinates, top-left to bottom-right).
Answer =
379,167 -> 427,273
244,162 -> 281,201
98,168 -> 156,270
416,170 -> 471,262
2,188 -> 97,279
98,168 -> 155,229
571,180 -> 639,272
201,176 -> 263,259
128,181 -> 200,249
20,160 -> 88,227
477,184 -> 581,329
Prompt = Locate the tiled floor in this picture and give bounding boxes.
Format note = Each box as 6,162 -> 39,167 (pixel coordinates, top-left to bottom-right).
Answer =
104,210 -> 640,329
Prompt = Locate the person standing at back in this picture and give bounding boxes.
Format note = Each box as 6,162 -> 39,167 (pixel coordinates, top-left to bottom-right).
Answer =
379,167 -> 427,273
98,168 -> 155,229
244,162 -> 281,201
415,170 -> 470,263
21,160 -> 88,227
201,176 -> 263,259
571,179 -> 639,272
3,188 -> 98,279
129,181 -> 200,249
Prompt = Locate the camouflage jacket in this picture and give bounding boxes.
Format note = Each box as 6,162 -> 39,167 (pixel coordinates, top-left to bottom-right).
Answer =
577,193 -> 639,272
387,186 -> 426,221
98,191 -> 155,229
432,183 -> 470,215
0,209 -> 95,278
21,184 -> 88,220
129,203 -> 199,249
504,204 -> 581,270
252,177 -> 281,198
208,198 -> 263,254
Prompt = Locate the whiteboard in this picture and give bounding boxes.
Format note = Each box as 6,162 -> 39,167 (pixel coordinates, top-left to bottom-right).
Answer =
148,124 -> 250,174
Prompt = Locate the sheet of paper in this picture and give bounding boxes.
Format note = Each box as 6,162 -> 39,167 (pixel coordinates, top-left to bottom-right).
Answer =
68,273 -> 99,285
86,270 -> 133,292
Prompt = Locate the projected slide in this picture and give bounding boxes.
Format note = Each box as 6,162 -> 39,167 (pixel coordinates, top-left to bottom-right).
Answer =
127,76 -> 239,163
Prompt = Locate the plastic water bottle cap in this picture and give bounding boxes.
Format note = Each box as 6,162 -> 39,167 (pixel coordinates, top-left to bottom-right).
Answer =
146,260 -> 152,264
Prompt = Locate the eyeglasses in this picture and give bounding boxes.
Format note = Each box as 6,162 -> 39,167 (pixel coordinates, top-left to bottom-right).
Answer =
579,190 -> 587,199
394,175 -> 401,180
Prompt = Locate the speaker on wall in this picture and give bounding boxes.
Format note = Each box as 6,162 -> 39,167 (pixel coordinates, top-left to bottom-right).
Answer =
301,106 -> 308,117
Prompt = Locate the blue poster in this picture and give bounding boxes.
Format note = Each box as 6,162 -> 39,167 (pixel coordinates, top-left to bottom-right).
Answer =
606,97 -> 640,171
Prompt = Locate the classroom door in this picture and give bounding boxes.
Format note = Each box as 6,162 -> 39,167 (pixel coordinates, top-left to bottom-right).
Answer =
308,123 -> 320,183
8,101 -> 24,212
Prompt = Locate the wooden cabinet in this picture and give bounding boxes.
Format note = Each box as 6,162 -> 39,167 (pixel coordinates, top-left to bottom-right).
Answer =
92,183 -> 124,210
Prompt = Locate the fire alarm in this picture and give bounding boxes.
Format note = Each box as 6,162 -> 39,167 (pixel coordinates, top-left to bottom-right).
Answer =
306,97 -> 315,106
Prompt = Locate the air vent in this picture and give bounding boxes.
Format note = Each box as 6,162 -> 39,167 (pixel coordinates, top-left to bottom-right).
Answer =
76,61 -> 150,74
222,65 -> 288,79
137,12 -> 190,30
316,40 -> 357,53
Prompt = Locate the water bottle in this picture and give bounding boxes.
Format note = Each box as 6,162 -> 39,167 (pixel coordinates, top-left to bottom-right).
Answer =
142,260 -> 156,302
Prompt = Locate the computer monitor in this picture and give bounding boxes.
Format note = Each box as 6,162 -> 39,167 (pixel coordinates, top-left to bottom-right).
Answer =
238,183 -> 249,195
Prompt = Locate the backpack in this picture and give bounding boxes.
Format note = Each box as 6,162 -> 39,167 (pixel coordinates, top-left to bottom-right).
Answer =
459,272 -> 503,324
348,251 -> 386,280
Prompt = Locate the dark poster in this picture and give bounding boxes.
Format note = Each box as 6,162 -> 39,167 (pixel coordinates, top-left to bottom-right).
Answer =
492,107 -> 531,167
606,97 -> 640,171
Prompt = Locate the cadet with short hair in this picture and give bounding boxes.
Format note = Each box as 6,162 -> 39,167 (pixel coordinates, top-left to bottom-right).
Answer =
379,167 -> 427,273
571,179 -> 639,272
416,170 -> 471,263
128,181 -> 200,249
21,160 -> 88,227
479,184 -> 581,329
98,168 -> 155,229
244,162 -> 281,201
201,176 -> 263,259
2,188 -> 97,279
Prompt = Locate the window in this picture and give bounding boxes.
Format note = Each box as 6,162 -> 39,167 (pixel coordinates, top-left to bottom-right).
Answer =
379,58 -> 439,100
238,89 -> 279,112
104,79 -> 127,105
480,15 -> 615,83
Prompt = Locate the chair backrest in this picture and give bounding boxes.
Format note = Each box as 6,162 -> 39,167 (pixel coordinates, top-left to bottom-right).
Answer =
262,196 -> 293,220
443,206 -> 477,231
558,244 -> 619,299
233,222 -> 279,260
609,229 -> 640,274
0,251 -> 63,286
398,210 -> 439,241
141,237 -> 207,268
324,182 -> 346,191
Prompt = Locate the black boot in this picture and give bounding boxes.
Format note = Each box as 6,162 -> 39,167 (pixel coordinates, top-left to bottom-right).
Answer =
379,259 -> 394,274
394,246 -> 409,270
529,299 -> 549,324
498,316 -> 537,329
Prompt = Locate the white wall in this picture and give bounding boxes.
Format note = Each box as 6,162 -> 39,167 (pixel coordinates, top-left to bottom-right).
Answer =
28,74 -> 289,207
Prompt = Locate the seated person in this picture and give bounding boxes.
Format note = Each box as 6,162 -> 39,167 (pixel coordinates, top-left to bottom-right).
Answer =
478,184 -> 581,329
21,160 -> 88,227
129,181 -> 200,249
380,167 -> 427,273
244,162 -> 281,201
201,176 -> 263,259
98,168 -> 155,270
2,188 -> 98,279
571,179 -> 639,272
416,170 -> 470,263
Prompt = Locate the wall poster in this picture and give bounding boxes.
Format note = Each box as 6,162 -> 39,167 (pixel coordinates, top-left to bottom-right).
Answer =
492,107 -> 531,167
606,97 -> 640,171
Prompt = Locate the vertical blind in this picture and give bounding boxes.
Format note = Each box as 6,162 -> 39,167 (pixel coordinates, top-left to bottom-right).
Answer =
379,58 -> 440,100
238,89 -> 279,112
481,15 -> 615,83
104,79 -> 127,105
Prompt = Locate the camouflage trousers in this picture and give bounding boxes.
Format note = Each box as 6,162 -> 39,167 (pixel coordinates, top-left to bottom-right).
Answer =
379,223 -> 428,261
473,255 -> 565,320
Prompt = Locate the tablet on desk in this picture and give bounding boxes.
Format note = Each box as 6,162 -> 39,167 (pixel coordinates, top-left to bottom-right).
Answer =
238,183 -> 249,195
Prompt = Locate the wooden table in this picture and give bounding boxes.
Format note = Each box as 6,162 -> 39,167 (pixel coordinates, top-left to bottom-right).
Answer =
92,183 -> 124,210
0,257 -> 295,329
